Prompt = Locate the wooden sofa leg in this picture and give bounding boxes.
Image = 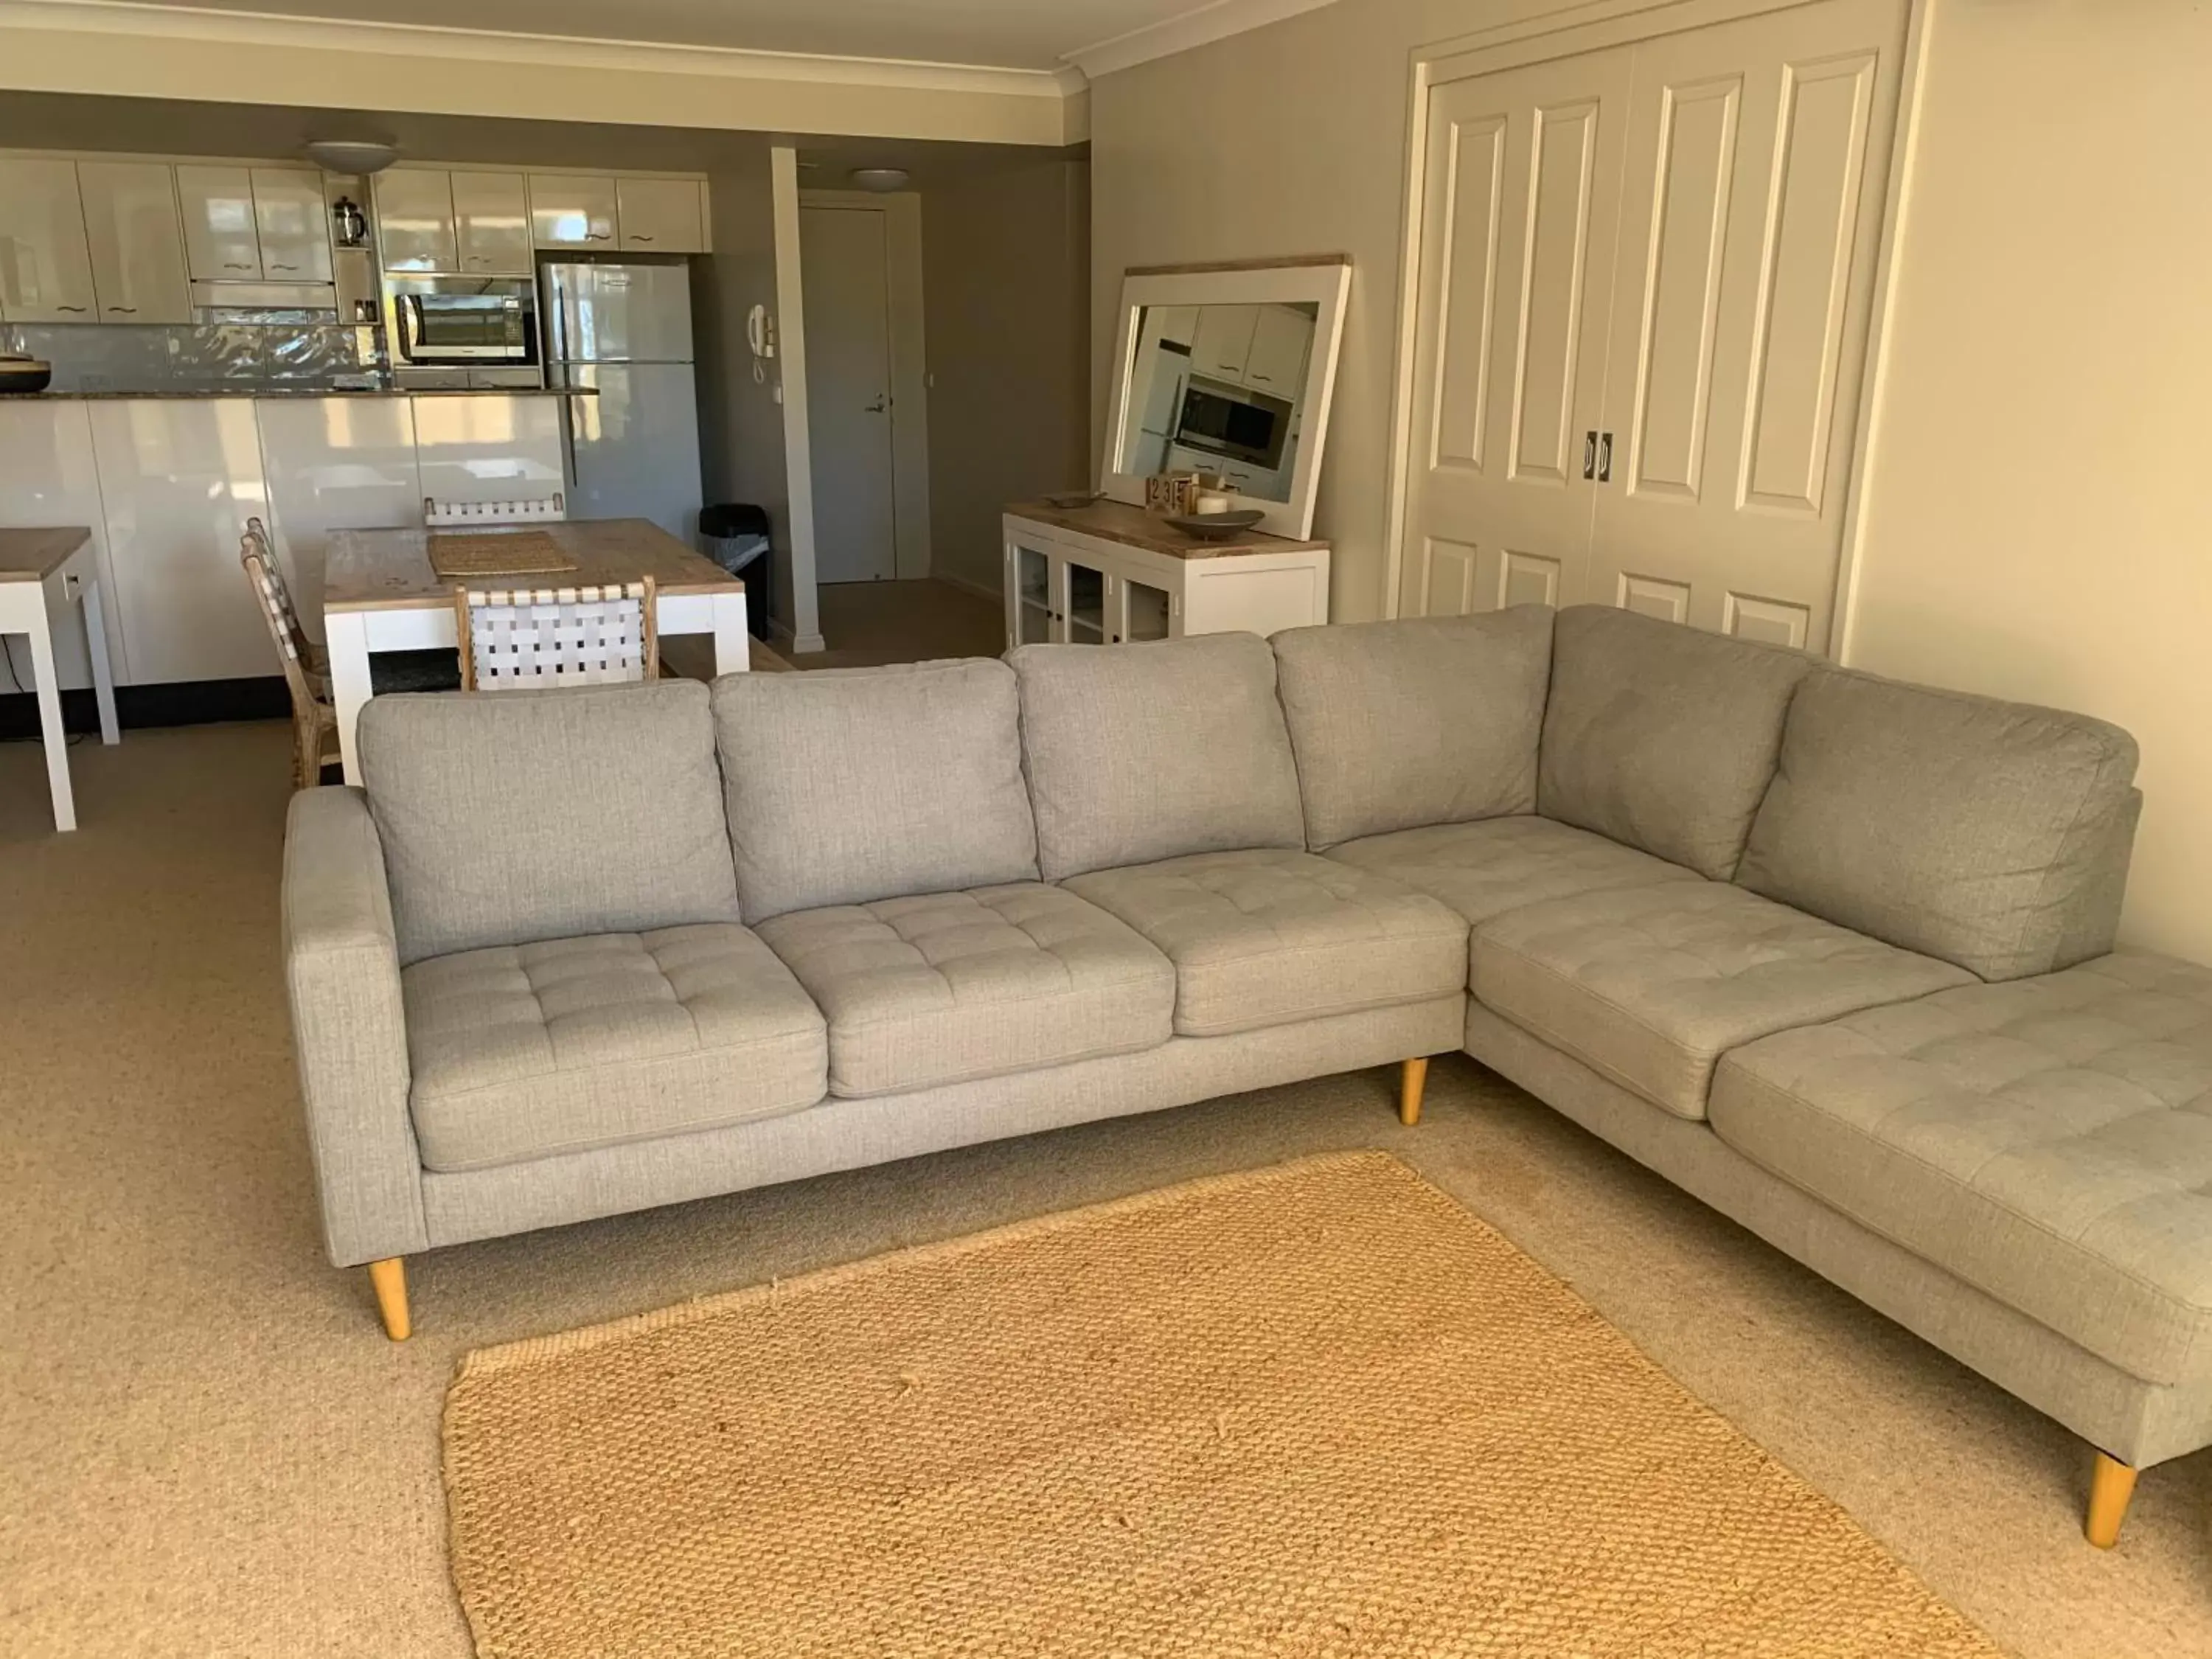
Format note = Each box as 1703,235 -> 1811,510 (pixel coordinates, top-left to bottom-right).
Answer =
2086,1451 -> 2137,1548
1399,1057 -> 1430,1127
368,1257 -> 411,1342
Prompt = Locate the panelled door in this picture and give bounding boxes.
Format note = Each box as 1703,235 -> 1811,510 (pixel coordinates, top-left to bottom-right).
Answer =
1398,0 -> 1906,650
1399,44 -> 1638,619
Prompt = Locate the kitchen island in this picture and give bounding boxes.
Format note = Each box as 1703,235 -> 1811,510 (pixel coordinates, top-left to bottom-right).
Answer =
0,388 -> 584,703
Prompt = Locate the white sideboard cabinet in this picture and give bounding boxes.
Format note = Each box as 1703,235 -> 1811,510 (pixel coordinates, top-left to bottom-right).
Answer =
1003,498 -> 1329,650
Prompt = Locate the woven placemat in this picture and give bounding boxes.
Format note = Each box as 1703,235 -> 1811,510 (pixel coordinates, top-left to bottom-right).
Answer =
428,530 -> 579,578
442,1151 -> 2001,1659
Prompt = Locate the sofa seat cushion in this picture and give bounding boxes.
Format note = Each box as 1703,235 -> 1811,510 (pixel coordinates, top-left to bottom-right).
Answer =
754,886 -> 1175,1098
1063,849 -> 1468,1037
403,925 -> 827,1173
1711,953 -> 2212,1385
1475,883 -> 1973,1119
1326,815 -> 1702,937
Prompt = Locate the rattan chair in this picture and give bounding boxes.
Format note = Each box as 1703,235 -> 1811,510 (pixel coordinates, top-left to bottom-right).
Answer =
453,577 -> 658,691
240,518 -> 339,789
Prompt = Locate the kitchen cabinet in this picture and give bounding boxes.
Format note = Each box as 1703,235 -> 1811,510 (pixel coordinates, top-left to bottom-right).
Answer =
175,165 -> 262,279
251,169 -> 333,280
452,171 -> 532,274
529,174 -> 619,249
257,396 -> 423,646
89,397 -> 273,685
1241,305 -> 1312,396
1149,305 -> 1200,348
1003,504 -> 1329,649
77,161 -> 191,324
0,400 -> 129,686
1190,305 -> 1259,382
0,158 -> 97,323
372,167 -> 458,272
616,176 -> 706,253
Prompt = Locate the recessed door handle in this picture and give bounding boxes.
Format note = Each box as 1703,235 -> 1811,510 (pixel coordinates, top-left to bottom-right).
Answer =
1596,431 -> 1614,484
1582,431 -> 1597,481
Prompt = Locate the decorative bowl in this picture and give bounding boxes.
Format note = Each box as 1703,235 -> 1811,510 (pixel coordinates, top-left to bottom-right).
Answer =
1166,509 -> 1265,540
0,357 -> 53,394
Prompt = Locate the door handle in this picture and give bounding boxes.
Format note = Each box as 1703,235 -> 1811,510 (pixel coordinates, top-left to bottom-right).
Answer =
1596,431 -> 1614,484
865,397 -> 888,414
1582,431 -> 1597,481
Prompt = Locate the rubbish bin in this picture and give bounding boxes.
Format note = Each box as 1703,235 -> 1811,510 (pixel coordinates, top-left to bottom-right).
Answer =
700,504 -> 774,640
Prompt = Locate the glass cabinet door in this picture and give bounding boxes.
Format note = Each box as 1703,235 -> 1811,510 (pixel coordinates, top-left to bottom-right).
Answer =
1119,574 -> 1176,643
1063,558 -> 1108,645
1011,543 -> 1053,646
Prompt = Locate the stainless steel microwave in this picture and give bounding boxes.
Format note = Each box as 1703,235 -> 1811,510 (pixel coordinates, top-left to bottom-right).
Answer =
383,275 -> 538,366
1175,376 -> 1294,470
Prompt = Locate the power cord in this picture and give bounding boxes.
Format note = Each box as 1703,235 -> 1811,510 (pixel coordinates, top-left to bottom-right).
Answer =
0,636 -> 86,746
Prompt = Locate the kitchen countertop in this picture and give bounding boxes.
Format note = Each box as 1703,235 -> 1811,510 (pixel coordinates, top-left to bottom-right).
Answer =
0,386 -> 597,400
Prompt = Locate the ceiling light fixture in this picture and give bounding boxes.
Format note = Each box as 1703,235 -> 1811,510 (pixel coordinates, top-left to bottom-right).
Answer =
303,139 -> 401,175
849,167 -> 911,193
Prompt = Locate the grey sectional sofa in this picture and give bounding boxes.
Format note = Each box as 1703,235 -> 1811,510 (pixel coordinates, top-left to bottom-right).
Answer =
282,603 -> 2211,1548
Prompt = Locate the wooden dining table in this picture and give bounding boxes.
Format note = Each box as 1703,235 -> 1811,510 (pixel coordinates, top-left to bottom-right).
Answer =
321,517 -> 749,783
1,526 -> 121,832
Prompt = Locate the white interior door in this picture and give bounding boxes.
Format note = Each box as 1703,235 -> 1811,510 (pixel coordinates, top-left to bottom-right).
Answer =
800,204 -> 897,584
1398,0 -> 1904,644
1397,45 -> 1638,619
1590,0 -> 1904,647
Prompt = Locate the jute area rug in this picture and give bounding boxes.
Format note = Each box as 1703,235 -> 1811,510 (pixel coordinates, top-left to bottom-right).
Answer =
442,1151 -> 2003,1658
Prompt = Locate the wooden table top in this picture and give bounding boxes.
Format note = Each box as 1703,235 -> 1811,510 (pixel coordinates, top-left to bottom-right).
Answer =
0,526 -> 90,582
324,518 -> 743,613
1005,497 -> 1326,560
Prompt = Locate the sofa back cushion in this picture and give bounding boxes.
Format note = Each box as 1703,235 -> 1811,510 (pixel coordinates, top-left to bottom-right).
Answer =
1736,667 -> 2142,981
1539,605 -> 1813,878
1273,607 -> 1554,849
359,681 -> 740,966
1009,633 -> 1305,880
711,658 -> 1038,922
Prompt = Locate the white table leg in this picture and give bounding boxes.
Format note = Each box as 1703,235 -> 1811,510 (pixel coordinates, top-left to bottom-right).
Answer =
712,591 -> 751,676
324,609 -> 375,785
24,616 -> 74,832
80,577 -> 119,746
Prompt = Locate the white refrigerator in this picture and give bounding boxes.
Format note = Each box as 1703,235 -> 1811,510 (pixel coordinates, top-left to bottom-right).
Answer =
540,261 -> 703,545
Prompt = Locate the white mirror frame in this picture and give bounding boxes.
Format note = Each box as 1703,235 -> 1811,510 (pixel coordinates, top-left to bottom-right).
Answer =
1099,256 -> 1352,540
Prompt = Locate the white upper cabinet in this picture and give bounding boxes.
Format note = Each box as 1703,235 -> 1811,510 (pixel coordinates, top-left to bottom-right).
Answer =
77,160 -> 190,324
616,176 -> 706,253
529,174 -> 619,249
251,169 -> 333,281
175,165 -> 265,279
1190,306 -> 1260,382
372,167 -> 458,272
452,171 -> 532,274
1150,305 -> 1200,348
1242,305 -> 1313,396
0,158 -> 97,322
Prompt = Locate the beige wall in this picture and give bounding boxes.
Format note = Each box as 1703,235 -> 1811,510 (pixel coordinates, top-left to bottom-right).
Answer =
1093,0 -> 2212,958
922,155 -> 1092,595
1841,1 -> 2212,959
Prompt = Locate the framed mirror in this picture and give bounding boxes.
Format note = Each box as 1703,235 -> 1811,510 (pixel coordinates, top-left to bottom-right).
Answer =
1099,256 -> 1352,540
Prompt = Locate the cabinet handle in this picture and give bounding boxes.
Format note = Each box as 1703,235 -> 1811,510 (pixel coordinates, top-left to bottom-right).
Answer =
57,304 -> 87,313
270,262 -> 298,271
587,232 -> 613,241
108,306 -> 136,314
224,262 -> 253,271
1596,431 -> 1614,484
632,234 -> 654,243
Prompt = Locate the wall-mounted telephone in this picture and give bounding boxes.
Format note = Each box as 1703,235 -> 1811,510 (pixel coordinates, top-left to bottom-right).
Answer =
747,305 -> 777,383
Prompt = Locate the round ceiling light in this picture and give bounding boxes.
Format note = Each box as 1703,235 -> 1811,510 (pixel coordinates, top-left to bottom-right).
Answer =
849,167 -> 911,193
304,139 -> 401,175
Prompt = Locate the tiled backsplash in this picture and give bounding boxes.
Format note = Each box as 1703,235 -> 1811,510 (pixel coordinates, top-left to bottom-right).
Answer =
2,321 -> 386,394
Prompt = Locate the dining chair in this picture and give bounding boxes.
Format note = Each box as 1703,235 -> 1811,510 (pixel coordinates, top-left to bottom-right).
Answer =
424,493 -> 566,528
240,519 -> 339,789
453,577 -> 658,691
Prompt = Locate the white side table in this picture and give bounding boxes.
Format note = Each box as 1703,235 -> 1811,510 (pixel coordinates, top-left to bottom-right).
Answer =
0,526 -> 120,832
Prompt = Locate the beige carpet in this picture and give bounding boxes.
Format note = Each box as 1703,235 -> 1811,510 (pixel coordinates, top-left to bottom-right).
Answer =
445,1152 -> 1997,1658
2,719 -> 2208,1659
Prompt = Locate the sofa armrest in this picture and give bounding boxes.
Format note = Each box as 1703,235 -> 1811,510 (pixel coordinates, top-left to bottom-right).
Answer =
282,787 -> 428,1267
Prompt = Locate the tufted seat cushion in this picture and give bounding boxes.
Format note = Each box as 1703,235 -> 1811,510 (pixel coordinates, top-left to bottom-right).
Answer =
1475,883 -> 1972,1119
1711,953 -> 2212,1385
754,886 -> 1175,1098
1326,815 -> 1702,938
403,925 -> 827,1173
1063,849 -> 1467,1037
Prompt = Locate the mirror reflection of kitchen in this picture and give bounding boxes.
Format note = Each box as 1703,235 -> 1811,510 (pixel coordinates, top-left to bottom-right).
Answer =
1116,300 -> 1318,502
